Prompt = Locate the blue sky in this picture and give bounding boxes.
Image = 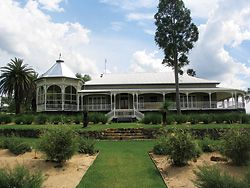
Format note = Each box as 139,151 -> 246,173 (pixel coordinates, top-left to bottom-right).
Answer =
0,0 -> 250,91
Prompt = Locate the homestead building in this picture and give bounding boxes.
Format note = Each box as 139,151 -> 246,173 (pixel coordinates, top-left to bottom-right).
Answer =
36,59 -> 246,120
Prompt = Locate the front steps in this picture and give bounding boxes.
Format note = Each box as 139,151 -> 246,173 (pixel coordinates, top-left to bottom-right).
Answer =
101,128 -> 150,140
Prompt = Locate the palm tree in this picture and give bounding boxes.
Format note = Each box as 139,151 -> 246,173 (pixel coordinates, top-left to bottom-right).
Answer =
161,100 -> 171,125
0,58 -> 35,114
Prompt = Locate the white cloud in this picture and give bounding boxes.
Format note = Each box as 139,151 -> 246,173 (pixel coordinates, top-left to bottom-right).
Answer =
0,0 -> 98,75
129,50 -> 172,73
189,0 -> 250,89
37,0 -> 64,12
127,13 -> 153,21
100,0 -> 156,10
110,22 -> 124,31
183,0 -> 219,19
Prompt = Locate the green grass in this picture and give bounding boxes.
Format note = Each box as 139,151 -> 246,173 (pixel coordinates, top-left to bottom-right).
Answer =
0,123 -> 249,132
77,141 -> 166,188
0,123 -> 161,131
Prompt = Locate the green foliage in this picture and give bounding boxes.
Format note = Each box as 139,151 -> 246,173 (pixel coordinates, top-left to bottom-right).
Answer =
173,114 -> 187,124
241,114 -> 250,124
39,127 -> 78,164
15,116 -> 24,124
4,137 -> 32,155
23,115 -> 34,125
153,137 -> 169,155
142,113 -> 162,124
35,114 -> 47,124
50,115 -> 62,125
166,115 -> 175,125
0,114 -> 12,124
78,137 -> 97,155
214,114 -> 226,124
200,114 -> 214,124
194,165 -> 248,188
73,115 -> 81,124
198,137 -> 218,152
221,129 -> 250,165
225,113 -> 242,124
156,130 -> 201,166
0,58 -> 35,114
89,113 -> 108,124
0,164 -> 43,188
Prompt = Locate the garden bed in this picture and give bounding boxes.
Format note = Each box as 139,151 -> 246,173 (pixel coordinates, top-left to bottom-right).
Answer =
0,149 -> 98,188
149,152 -> 248,188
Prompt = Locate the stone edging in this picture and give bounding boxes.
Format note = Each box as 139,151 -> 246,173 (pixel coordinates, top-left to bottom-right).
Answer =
148,152 -> 168,188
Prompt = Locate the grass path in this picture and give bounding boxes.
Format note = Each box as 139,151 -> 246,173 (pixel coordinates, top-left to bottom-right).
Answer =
77,140 -> 166,188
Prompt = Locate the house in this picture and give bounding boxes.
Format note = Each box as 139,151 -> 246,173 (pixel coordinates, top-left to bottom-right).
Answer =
36,59 -> 246,120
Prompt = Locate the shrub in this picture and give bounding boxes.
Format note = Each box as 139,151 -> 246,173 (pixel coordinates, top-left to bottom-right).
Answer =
198,137 -> 218,152
0,138 -> 9,149
142,113 -> 162,124
194,165 -> 248,188
225,113 -> 242,124
99,115 -> 108,124
166,115 -> 175,125
188,114 -> 200,125
15,116 -> 24,125
221,129 -> 250,165
78,137 -> 97,155
50,115 -> 62,125
5,137 -> 32,155
39,127 -> 78,164
200,114 -> 214,124
73,115 -> 81,124
35,114 -> 47,124
0,164 -> 43,188
0,115 -> 12,124
158,129 -> 201,166
62,116 -> 72,124
153,138 -> 169,155
242,114 -> 250,124
214,114 -> 226,124
174,114 -> 187,124
23,115 -> 34,125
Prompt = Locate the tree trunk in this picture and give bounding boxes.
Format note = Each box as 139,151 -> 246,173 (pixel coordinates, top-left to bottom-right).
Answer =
174,53 -> 181,115
14,86 -> 21,114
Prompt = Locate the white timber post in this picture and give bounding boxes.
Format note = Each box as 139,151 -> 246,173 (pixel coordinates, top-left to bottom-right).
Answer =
77,94 -> 79,111
235,92 -> 238,108
162,92 -> 165,102
132,93 -> 135,116
62,85 -> 65,111
44,85 -> 47,111
114,93 -> 116,116
136,93 -> 139,110
209,93 -> 212,109
231,92 -> 234,108
81,94 -> 84,111
186,93 -> 189,109
227,98 -> 230,108
110,93 -> 113,110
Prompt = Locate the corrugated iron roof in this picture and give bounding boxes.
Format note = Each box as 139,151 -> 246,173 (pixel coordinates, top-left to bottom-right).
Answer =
85,72 -> 219,85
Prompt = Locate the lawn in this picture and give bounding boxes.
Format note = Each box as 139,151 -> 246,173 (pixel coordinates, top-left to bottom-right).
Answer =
77,140 -> 166,188
0,123 -> 249,132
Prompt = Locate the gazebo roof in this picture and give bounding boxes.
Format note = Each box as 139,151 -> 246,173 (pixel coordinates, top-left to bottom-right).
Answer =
39,60 -> 77,79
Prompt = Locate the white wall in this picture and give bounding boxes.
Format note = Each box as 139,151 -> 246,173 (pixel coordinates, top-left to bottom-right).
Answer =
246,102 -> 250,114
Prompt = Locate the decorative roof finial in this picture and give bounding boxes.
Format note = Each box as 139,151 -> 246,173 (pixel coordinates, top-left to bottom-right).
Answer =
59,53 -> 62,60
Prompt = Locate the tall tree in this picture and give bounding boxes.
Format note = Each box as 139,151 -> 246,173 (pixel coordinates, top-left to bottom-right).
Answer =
76,73 -> 91,83
187,68 -> 196,77
0,58 -> 35,114
155,0 -> 199,114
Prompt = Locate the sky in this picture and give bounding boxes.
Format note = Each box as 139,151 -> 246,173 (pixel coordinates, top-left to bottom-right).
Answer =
0,0 -> 250,112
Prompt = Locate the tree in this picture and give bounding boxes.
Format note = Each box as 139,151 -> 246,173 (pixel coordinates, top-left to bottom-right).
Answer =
155,0 -> 199,114
160,100 -> 171,125
187,68 -> 196,77
0,58 -> 35,114
75,73 -> 91,83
